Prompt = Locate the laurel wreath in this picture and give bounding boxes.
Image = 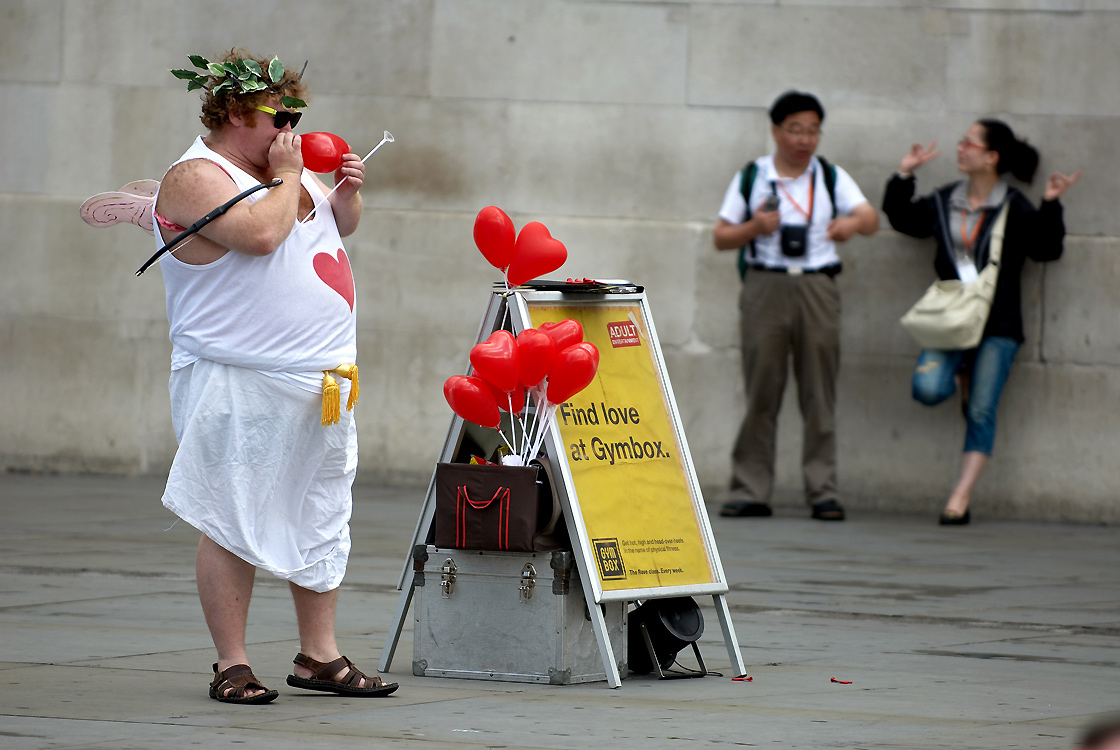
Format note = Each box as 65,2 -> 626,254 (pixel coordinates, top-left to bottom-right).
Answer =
171,55 -> 307,110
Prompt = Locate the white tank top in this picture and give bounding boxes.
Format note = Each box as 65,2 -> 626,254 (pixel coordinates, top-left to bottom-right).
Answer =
155,137 -> 357,392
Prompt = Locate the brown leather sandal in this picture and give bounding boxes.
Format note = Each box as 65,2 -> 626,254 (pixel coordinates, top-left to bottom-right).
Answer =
286,653 -> 398,697
209,663 -> 279,704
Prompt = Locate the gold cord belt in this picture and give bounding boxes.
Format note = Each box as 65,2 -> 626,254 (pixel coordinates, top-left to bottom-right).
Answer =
321,364 -> 359,426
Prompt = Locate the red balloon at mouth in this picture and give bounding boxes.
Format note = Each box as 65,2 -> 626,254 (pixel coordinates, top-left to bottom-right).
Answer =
300,132 -> 350,173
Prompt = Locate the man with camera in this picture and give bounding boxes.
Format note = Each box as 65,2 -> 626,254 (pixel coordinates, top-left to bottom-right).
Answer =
713,90 -> 879,521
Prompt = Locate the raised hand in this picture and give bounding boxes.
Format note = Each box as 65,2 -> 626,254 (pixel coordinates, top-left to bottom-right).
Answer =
1043,170 -> 1083,201
332,153 -> 365,201
753,205 -> 781,236
900,142 -> 941,175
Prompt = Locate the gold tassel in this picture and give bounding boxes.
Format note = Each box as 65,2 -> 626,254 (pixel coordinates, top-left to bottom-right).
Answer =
321,371 -> 340,426
333,364 -> 360,412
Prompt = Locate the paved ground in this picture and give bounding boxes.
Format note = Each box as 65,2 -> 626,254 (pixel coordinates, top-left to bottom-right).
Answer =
1,471 -> 1118,749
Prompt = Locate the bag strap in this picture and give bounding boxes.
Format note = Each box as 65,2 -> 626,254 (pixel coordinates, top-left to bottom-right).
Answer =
530,456 -> 565,549
737,160 -> 759,279
457,485 -> 508,510
816,155 -> 839,219
987,200 -> 1010,267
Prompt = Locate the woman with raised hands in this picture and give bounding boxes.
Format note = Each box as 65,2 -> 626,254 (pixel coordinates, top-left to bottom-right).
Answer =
882,119 -> 1081,525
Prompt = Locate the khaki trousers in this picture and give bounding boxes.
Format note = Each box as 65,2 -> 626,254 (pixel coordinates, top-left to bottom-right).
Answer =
730,270 -> 840,506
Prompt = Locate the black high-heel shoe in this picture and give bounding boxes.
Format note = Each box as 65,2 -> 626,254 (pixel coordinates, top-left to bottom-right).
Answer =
939,509 -> 970,526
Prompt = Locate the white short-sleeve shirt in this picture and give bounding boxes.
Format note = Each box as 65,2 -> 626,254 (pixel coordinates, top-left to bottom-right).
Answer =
718,154 -> 870,270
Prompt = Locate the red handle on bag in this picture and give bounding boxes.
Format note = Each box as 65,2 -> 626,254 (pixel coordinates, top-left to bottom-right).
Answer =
456,486 -> 512,549
460,485 -> 510,510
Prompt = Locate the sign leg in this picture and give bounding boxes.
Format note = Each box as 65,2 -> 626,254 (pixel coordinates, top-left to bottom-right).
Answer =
378,578 -> 416,672
713,593 -> 746,677
583,587 -> 622,688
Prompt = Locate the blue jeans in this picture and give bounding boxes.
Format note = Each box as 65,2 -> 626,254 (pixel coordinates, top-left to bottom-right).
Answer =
911,336 -> 1020,455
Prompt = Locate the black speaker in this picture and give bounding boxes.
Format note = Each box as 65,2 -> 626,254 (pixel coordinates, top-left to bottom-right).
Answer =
628,597 -> 705,676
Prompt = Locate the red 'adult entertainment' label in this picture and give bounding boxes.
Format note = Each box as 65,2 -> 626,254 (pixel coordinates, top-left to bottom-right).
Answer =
607,321 -> 641,348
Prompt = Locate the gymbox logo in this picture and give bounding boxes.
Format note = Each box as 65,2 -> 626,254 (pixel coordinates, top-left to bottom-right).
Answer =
607,321 -> 641,348
592,538 -> 626,580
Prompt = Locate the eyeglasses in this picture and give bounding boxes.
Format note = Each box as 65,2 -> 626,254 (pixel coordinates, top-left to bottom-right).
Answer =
782,126 -> 822,139
254,104 -> 302,130
958,138 -> 987,151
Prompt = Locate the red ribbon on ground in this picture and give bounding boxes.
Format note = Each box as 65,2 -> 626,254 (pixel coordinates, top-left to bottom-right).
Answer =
830,677 -> 853,684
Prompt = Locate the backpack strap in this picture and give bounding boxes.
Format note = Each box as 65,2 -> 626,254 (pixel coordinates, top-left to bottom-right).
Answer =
735,157 -> 839,280
816,155 -> 838,219
736,160 -> 759,280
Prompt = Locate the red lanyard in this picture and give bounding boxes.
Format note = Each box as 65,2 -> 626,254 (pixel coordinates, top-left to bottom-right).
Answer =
960,210 -> 986,251
777,168 -> 815,222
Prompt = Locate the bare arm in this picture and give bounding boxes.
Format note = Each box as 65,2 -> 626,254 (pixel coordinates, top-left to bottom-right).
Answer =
155,132 -> 304,259
712,209 -> 780,251
826,202 -> 880,242
313,152 -> 365,237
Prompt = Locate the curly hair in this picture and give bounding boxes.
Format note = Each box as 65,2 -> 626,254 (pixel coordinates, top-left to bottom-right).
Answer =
198,48 -> 308,131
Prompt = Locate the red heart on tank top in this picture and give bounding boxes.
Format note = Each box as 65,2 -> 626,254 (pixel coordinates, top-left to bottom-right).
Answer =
313,249 -> 355,312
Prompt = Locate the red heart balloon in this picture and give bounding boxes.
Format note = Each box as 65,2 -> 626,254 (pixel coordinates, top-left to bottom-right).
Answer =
545,345 -> 599,404
506,222 -> 567,286
443,375 -> 500,428
515,329 -> 556,389
538,319 -> 583,352
469,330 -> 519,393
485,380 -> 525,415
474,206 -> 516,271
570,341 -> 600,368
300,132 -> 349,173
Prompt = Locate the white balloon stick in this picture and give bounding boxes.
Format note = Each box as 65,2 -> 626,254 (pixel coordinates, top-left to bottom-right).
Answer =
302,131 -> 394,224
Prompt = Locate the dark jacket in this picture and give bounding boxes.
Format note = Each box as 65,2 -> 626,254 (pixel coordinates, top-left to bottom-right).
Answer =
882,174 -> 1065,343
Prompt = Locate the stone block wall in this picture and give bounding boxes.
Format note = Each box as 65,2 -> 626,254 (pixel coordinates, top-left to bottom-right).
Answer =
2,1 -> 1117,521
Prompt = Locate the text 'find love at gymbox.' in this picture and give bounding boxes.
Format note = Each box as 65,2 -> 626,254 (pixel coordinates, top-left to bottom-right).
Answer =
558,402 -> 671,465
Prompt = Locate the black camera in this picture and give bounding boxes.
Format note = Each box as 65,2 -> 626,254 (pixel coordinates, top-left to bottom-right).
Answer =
780,224 -> 808,257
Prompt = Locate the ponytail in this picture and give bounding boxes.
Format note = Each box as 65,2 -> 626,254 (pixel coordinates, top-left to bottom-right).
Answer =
979,119 -> 1040,183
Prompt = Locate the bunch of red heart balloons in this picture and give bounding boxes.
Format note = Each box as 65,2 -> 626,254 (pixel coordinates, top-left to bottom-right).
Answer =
443,320 -> 599,463
474,206 -> 568,287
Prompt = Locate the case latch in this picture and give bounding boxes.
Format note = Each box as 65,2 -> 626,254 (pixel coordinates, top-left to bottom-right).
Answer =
440,557 -> 457,598
518,563 -> 537,602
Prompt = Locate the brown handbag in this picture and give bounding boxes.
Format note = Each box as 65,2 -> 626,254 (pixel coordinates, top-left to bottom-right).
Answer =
433,463 -> 542,552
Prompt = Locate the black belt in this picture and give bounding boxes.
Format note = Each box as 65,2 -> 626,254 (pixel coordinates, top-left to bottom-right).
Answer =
746,262 -> 842,278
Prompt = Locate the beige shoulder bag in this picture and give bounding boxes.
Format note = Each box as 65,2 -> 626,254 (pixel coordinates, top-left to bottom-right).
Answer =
900,201 -> 1010,350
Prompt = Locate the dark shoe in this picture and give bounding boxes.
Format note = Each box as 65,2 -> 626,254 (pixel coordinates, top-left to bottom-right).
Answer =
720,500 -> 772,517
811,499 -> 845,521
287,654 -> 398,697
209,663 -> 279,705
939,509 -> 970,525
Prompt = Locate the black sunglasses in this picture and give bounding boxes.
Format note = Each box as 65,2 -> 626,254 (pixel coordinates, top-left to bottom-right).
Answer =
254,104 -> 302,130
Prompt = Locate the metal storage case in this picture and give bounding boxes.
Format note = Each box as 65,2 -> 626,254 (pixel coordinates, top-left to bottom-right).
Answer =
412,545 -> 627,684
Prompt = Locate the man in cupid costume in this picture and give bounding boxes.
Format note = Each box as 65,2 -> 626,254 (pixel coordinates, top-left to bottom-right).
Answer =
154,48 -> 396,703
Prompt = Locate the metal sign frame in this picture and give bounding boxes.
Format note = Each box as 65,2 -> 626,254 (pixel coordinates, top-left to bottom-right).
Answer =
379,288 -> 745,687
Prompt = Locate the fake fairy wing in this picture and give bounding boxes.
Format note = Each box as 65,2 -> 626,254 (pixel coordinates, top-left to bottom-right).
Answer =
80,179 -> 160,235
